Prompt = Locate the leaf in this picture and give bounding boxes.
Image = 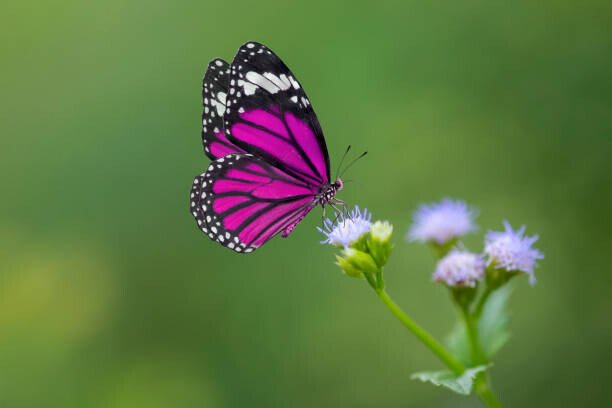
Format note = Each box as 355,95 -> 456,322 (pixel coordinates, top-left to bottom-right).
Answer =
446,322 -> 471,365
446,284 -> 513,364
410,366 -> 488,395
479,284 -> 513,358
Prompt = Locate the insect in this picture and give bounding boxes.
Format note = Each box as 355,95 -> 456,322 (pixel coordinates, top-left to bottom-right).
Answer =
190,42 -> 363,253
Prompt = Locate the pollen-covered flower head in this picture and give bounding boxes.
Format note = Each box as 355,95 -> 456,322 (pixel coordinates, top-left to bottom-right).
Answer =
407,198 -> 477,244
318,206 -> 372,248
484,221 -> 544,285
433,249 -> 485,287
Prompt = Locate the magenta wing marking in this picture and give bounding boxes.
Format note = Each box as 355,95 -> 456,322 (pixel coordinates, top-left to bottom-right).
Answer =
224,42 -> 330,185
190,154 -> 317,253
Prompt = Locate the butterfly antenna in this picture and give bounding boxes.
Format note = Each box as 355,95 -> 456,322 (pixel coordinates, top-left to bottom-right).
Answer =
339,151 -> 368,178
335,145 -> 352,180
341,179 -> 364,187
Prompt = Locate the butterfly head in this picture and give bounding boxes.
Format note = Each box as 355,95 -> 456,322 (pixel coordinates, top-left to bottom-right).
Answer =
334,178 -> 344,191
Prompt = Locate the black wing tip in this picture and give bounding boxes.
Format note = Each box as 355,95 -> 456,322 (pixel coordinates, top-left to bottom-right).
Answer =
207,57 -> 228,68
240,40 -> 266,48
203,58 -> 229,79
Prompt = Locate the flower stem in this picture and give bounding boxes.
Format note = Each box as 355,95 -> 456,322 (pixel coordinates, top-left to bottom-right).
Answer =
373,286 -> 504,407
461,308 -> 487,365
460,295 -> 504,408
374,288 -> 465,375
474,374 -> 503,408
473,286 -> 492,318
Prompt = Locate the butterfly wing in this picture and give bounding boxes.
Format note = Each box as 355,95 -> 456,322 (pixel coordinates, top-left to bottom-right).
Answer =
190,154 -> 317,253
201,58 -> 245,159
223,42 -> 330,186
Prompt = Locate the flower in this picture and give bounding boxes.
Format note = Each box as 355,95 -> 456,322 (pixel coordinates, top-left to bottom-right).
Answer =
407,198 -> 477,244
484,221 -> 544,285
433,249 -> 485,287
368,221 -> 394,267
318,206 -> 372,248
370,221 -> 393,242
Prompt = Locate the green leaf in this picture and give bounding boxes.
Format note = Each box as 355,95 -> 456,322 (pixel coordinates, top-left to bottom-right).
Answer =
446,284 -> 513,365
479,284 -> 512,358
410,366 -> 488,395
446,321 -> 471,365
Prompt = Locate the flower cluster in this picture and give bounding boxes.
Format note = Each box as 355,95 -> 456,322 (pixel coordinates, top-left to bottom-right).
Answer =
406,199 -> 543,288
318,199 -> 543,291
318,206 -> 393,283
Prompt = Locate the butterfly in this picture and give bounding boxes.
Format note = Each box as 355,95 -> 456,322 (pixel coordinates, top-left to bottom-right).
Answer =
190,41 -> 351,253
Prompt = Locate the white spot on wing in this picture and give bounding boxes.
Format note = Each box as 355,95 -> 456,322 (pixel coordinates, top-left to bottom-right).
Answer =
237,79 -> 257,96
289,76 -> 300,89
241,71 -> 291,95
217,92 -> 226,104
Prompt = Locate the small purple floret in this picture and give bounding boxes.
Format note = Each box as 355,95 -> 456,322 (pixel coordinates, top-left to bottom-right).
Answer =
484,221 -> 544,285
318,206 -> 371,247
433,250 -> 485,287
407,198 -> 477,244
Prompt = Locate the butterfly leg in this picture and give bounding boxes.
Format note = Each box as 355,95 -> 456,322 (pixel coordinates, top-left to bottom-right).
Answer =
331,208 -> 343,225
329,202 -> 346,225
332,198 -> 349,220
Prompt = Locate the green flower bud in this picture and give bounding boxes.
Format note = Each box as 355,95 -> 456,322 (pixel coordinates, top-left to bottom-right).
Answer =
367,221 -> 394,267
371,220 -> 393,242
338,247 -> 379,276
335,255 -> 363,278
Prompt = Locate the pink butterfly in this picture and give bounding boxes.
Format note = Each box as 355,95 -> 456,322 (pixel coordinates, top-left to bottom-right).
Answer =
190,42 -> 346,253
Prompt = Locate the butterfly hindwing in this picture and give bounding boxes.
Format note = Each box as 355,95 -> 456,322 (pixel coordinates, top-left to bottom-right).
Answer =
190,154 -> 318,253
223,42 -> 330,186
202,58 -> 245,159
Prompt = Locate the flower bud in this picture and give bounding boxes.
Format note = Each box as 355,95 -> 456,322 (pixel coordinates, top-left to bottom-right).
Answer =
367,221 -> 394,267
337,247 -> 379,276
335,254 -> 363,278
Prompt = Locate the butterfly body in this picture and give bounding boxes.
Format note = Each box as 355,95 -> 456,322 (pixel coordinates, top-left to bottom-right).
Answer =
317,178 -> 343,206
190,42 -> 341,253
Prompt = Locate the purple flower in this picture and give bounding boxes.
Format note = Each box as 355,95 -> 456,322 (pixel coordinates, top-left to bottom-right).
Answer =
433,250 -> 485,287
318,206 -> 372,247
484,221 -> 544,285
407,199 -> 477,244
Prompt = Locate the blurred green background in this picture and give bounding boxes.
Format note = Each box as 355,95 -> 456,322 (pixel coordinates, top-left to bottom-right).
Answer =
2,0 -> 611,406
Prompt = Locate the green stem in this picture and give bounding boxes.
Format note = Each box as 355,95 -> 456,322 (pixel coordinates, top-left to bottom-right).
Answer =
367,277 -> 504,407
474,374 -> 503,408
374,288 -> 465,375
461,296 -> 504,408
473,287 -> 492,318
461,308 -> 487,365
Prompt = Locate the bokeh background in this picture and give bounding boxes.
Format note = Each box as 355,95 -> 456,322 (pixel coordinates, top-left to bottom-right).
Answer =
2,0 -> 611,406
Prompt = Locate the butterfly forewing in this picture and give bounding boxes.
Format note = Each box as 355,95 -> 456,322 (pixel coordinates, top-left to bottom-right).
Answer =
224,42 -> 330,186
202,58 -> 245,159
190,154 -> 318,253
